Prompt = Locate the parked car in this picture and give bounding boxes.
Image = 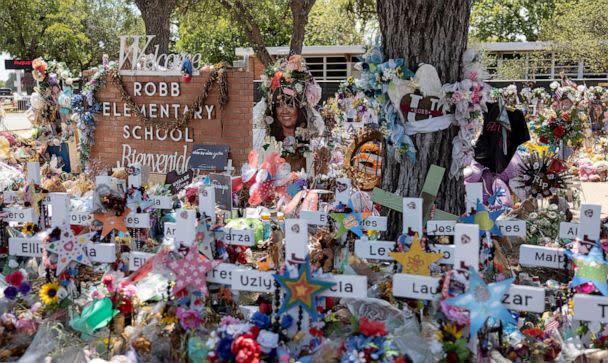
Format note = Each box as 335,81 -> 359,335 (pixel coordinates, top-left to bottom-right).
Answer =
0,88 -> 12,96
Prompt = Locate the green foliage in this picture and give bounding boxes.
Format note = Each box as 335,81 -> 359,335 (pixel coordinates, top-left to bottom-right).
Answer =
470,0 -> 562,41
0,0 -> 142,70
176,0 -> 373,64
539,0 -> 608,73
304,0 -> 372,45
176,0 -> 292,65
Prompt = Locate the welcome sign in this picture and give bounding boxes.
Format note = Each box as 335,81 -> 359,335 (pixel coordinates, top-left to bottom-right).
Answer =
90,51 -> 253,174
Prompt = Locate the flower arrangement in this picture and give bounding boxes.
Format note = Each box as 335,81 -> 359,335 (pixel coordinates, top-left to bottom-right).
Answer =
535,108 -> 585,148
71,62 -> 114,168
525,203 -> 567,245
338,317 -> 403,363
503,326 -> 562,361
3,271 -> 31,300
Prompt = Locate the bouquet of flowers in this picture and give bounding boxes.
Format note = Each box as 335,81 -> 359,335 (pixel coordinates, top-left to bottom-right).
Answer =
535,108 -> 585,148
526,203 -> 567,245
338,317 -> 404,363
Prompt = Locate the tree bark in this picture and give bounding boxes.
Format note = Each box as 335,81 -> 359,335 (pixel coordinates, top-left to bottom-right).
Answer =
289,0 -> 316,55
134,0 -> 178,55
377,0 -> 472,238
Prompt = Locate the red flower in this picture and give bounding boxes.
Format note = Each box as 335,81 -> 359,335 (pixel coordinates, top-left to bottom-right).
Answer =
5,271 -> 24,287
553,125 -> 566,138
359,317 -> 387,337
248,325 -> 260,338
270,71 -> 283,92
446,351 -> 460,363
539,135 -> 549,144
309,328 -> 324,337
522,327 -> 545,339
548,158 -> 566,173
231,333 -> 261,363
258,302 -> 272,315
561,112 -> 571,122
547,116 -> 557,125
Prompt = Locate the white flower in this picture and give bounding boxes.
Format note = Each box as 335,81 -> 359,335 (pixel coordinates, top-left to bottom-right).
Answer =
257,330 -> 279,353
57,287 -> 68,299
294,83 -> 303,93
547,211 -> 558,220
528,212 -> 539,220
550,81 -> 560,90
8,259 -> 18,268
348,350 -> 366,363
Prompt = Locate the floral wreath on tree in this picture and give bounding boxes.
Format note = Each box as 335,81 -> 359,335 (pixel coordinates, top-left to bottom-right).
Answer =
253,55 -> 325,155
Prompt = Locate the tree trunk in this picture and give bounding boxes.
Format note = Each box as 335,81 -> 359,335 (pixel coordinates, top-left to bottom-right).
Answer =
135,0 -> 177,55
289,0 -> 316,55
377,0 -> 472,238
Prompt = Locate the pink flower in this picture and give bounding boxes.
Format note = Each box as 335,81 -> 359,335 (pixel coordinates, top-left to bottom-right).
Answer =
15,318 -> 37,334
121,284 -> 137,298
305,81 -> 322,106
176,307 -> 202,330
102,275 -> 114,292
285,55 -> 305,72
91,290 -> 104,300
575,282 -> 596,294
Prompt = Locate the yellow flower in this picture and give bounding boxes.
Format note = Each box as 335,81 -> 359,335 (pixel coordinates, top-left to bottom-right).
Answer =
443,323 -> 463,339
39,282 -> 61,305
160,315 -> 178,325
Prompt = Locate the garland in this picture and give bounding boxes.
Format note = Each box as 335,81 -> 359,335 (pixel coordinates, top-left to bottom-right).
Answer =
108,66 -> 230,131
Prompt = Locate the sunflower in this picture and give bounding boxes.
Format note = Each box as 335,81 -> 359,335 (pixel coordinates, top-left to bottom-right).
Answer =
39,282 -> 61,305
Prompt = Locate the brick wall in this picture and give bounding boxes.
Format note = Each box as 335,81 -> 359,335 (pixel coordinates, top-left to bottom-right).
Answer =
90,69 -> 253,173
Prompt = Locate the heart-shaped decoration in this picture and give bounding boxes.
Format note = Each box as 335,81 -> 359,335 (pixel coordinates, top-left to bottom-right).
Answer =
77,255 -> 83,261
64,241 -> 74,251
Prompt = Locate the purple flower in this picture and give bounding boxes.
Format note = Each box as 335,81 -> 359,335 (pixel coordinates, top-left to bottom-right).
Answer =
3,286 -> 18,299
18,282 -> 31,295
217,337 -> 234,361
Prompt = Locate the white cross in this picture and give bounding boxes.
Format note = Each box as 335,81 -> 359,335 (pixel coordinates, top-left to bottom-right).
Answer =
224,159 -> 235,176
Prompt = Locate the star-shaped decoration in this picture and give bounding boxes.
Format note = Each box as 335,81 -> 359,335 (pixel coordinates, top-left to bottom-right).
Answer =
167,244 -> 221,296
444,267 -> 515,336
389,235 -> 443,276
565,244 -> 608,296
94,208 -> 130,238
46,226 -> 92,276
459,200 -> 504,237
273,258 -> 334,320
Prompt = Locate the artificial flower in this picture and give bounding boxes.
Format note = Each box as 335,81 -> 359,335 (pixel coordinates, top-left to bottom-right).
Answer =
3,286 -> 18,300
5,271 -> 24,286
176,307 -> 203,330
271,71 -> 283,92
231,333 -> 261,363
358,317 -> 387,337
250,311 -> 271,329
256,330 -> 279,353
18,282 -> 31,295
39,282 -> 61,305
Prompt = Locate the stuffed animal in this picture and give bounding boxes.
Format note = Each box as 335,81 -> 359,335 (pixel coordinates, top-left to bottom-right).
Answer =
577,158 -> 593,182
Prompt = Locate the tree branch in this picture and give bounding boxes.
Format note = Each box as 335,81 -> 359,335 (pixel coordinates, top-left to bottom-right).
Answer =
217,0 -> 273,66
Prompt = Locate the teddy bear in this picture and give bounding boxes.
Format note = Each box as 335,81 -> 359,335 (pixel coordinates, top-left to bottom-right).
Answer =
592,160 -> 608,182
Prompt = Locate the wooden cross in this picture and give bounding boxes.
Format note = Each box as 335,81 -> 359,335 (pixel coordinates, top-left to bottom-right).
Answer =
224,159 -> 235,176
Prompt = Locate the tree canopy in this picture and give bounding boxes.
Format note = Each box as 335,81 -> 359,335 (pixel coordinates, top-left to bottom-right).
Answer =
0,0 -> 142,71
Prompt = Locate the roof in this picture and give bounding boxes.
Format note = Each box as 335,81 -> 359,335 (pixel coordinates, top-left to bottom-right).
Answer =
236,42 -> 557,58
235,45 -> 367,57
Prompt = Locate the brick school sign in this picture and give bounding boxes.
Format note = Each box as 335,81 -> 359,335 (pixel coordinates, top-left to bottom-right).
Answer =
90,70 -> 253,174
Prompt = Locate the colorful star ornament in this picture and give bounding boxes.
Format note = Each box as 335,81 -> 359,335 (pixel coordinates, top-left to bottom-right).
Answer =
564,244 -> 608,296
45,226 -> 92,276
459,200 -> 504,237
94,208 -> 130,238
329,201 -> 371,238
273,258 -> 334,320
167,244 -> 222,296
389,234 -> 442,276
444,267 -> 515,336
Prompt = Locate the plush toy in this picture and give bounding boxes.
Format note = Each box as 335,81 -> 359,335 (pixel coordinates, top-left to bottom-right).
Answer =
592,160 -> 608,182
577,158 -> 593,182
